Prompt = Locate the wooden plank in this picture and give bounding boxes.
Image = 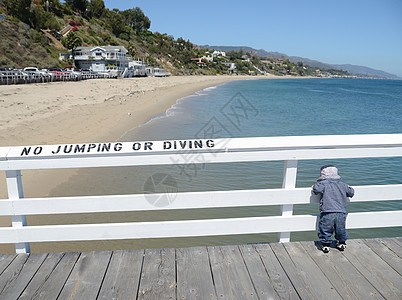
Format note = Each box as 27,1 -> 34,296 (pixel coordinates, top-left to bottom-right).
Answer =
301,241 -> 384,299
0,253 -> 47,299
137,248 -> 176,300
18,252 -> 64,299
342,239 -> 402,300
238,244 -> 280,300
18,253 -> 63,299
380,238 -> 402,257
364,239 -> 402,275
0,254 -> 29,294
271,242 -> 342,300
379,238 -> 402,258
0,254 -> 16,275
98,249 -> 144,300
176,247 -> 216,299
57,251 -> 111,300
208,245 -> 258,299
20,252 -> 79,300
254,244 -> 299,300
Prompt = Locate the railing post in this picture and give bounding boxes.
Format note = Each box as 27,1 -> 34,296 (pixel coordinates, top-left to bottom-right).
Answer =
277,160 -> 298,243
6,170 -> 30,254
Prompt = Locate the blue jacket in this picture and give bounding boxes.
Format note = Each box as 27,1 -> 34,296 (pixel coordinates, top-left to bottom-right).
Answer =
312,179 -> 355,213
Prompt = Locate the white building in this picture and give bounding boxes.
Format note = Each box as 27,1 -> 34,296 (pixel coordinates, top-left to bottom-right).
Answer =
222,62 -> 236,73
201,55 -> 213,62
212,51 -> 226,58
129,59 -> 147,77
71,46 -> 131,76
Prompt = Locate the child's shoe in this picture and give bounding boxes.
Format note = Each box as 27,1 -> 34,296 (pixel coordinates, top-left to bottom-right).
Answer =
336,242 -> 346,251
322,243 -> 330,253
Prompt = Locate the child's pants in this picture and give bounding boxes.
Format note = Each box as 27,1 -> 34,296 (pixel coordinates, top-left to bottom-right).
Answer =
318,212 -> 349,244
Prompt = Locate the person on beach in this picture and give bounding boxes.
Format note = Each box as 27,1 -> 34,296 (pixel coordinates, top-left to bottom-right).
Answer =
312,165 -> 354,253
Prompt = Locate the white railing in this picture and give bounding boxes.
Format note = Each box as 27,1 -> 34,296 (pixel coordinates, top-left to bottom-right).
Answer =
1,134 -> 402,253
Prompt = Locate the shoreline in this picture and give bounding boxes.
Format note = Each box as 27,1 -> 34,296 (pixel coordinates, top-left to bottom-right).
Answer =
0,75 -> 265,200
0,74 -> 268,253
1,76 -> 399,253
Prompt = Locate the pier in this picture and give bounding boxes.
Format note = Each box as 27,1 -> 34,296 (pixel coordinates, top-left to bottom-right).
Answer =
1,134 -> 401,298
0,238 -> 401,299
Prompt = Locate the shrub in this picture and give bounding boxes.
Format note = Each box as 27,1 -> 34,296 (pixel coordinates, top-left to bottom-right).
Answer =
44,15 -> 61,31
119,32 -> 129,41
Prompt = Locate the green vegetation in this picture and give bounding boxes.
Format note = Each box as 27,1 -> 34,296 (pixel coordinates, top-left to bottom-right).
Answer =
62,31 -> 81,52
0,0 -> 352,77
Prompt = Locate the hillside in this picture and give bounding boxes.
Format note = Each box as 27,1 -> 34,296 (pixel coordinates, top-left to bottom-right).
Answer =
204,45 -> 399,79
0,1 -> 351,77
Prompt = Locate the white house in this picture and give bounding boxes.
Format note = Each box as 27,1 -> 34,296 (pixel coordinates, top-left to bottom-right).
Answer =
212,51 -> 226,58
222,62 -> 236,73
129,59 -> 147,77
71,46 -> 131,76
201,55 -> 213,62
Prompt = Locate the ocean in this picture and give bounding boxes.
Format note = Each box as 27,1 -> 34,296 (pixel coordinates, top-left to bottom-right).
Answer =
35,78 -> 402,252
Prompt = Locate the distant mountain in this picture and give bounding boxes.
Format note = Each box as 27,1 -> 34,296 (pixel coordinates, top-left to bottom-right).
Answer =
202,45 -> 400,79
201,45 -> 288,58
331,64 -> 399,79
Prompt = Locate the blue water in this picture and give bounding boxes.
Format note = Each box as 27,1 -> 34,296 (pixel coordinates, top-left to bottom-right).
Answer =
44,78 -> 401,251
121,78 -> 402,189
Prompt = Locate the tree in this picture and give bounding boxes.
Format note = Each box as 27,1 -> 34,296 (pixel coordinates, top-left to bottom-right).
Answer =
89,0 -> 104,18
105,9 -> 128,36
4,0 -> 32,24
65,0 -> 87,13
62,31 -> 82,57
121,7 -> 150,34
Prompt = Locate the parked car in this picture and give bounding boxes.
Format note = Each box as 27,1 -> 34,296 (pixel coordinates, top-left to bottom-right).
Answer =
48,67 -> 67,78
24,67 -> 51,78
0,67 -> 13,75
14,69 -> 30,79
65,68 -> 82,80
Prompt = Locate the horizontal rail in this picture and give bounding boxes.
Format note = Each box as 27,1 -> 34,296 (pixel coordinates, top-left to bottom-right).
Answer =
0,184 -> 401,216
2,147 -> 402,171
1,134 -> 402,171
0,211 -> 401,244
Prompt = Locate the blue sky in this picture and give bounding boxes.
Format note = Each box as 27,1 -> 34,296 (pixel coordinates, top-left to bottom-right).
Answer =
104,0 -> 402,77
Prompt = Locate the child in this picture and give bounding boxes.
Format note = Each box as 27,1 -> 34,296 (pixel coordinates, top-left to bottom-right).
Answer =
312,165 -> 355,253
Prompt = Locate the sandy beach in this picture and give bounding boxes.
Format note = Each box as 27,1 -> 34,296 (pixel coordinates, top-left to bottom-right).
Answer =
1,74 -> 291,253
1,75 -> 265,199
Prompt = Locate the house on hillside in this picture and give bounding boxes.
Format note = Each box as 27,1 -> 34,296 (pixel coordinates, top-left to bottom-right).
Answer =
70,46 -> 131,76
191,58 -> 207,67
222,62 -> 236,73
201,55 -> 213,62
212,51 -> 226,58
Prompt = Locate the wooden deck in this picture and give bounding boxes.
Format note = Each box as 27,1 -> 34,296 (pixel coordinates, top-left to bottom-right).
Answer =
0,238 -> 401,299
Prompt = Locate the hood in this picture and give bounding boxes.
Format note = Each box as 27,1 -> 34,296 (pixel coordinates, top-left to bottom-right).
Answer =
318,165 -> 341,181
